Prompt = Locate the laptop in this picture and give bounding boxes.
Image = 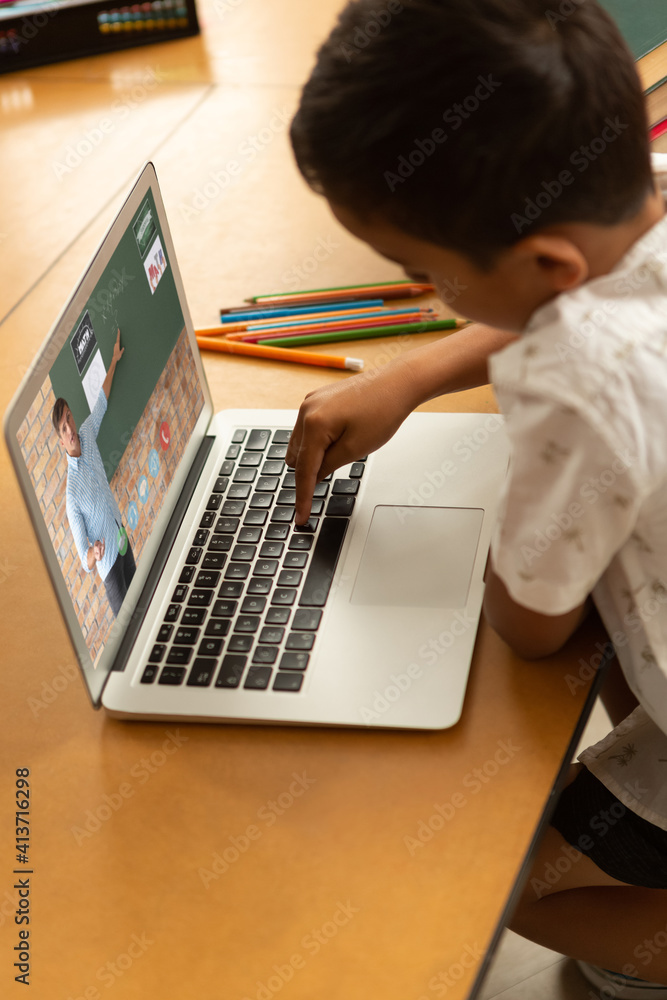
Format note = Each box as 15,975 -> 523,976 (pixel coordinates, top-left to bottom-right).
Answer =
4,162 -> 509,730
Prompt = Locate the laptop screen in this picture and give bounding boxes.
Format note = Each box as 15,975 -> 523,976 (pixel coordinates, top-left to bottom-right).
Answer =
6,166 -> 208,697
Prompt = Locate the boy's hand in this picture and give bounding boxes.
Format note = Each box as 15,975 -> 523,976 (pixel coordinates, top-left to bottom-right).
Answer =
286,360 -> 416,524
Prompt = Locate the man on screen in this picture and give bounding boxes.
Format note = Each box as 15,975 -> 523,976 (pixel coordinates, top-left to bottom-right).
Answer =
52,329 -> 135,617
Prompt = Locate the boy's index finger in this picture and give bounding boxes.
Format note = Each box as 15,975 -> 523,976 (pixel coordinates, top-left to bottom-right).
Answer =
293,436 -> 326,525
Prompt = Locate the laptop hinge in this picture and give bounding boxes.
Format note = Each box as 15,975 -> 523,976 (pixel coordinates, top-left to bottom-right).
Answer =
110,434 -> 215,673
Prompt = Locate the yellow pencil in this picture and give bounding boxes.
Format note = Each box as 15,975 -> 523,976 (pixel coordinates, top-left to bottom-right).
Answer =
195,335 -> 364,371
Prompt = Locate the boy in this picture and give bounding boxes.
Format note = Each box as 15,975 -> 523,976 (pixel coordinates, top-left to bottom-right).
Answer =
284,0 -> 667,994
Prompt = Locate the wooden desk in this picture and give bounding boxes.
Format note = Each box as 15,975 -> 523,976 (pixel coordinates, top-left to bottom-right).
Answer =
0,5 -> 604,998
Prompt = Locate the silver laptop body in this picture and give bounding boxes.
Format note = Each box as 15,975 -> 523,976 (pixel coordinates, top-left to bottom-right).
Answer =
4,163 -> 509,730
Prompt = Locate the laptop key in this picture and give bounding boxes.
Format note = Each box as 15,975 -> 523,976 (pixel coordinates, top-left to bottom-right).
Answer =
294,517 -> 318,532
174,626 -> 200,644
215,516 -> 239,533
239,451 -> 262,467
198,638 -> 223,657
166,647 -> 193,665
285,632 -> 315,651
159,666 -> 187,685
234,615 -> 260,633
299,517 -> 348,607
157,624 -> 173,642
195,570 -> 220,588
292,608 -> 322,631
149,644 -> 166,662
225,444 -> 241,459
234,467 -> 257,483
206,494 -> 222,511
278,569 -> 302,587
215,655 -> 246,688
221,500 -> 245,516
225,563 -> 250,580
255,559 -> 278,576
247,577 -> 272,595
246,429 -> 271,450
325,495 -> 355,517
243,509 -> 268,526
199,511 -> 215,529
271,588 -> 297,606
249,493 -> 273,509
283,551 -> 308,569
194,529 -> 209,546
141,664 -> 159,683
259,626 -> 284,644
273,672 -> 304,692
244,666 -> 272,689
267,444 -> 287,459
232,429 -> 247,444
265,523 -> 289,540
256,476 -> 280,492
182,608 -> 205,625
227,635 -> 253,652
218,582 -> 243,598
208,534 -> 232,551
260,541 -> 284,558
178,570 -> 193,589
188,589 -> 214,607
271,506 -> 294,523
186,546 -> 202,563
212,476 -> 229,492
171,584 -> 188,603
272,429 -> 292,444
219,460 -> 235,476
262,460 -> 284,475
227,484 -> 252,500
288,534 -> 313,551
241,595 -> 266,614
279,652 -> 310,671
205,619 -> 230,637
265,607 -> 291,625
231,544 -> 257,561
201,552 -> 227,570
187,659 -> 216,687
212,599 -> 237,617
332,478 -> 359,495
238,527 -> 262,544
252,646 -> 278,665
349,462 -> 365,478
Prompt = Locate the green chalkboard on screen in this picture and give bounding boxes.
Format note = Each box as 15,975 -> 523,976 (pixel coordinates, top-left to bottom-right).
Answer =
599,0 -> 667,61
49,189 -> 186,481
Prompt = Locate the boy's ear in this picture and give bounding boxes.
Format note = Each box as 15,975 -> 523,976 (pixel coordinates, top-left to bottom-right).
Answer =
509,233 -> 589,293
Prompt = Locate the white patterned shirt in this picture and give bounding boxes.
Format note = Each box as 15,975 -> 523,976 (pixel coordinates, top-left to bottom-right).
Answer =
66,389 -> 121,582
489,154 -> 667,830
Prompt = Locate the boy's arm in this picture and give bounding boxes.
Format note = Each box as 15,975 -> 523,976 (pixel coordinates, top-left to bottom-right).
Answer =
484,564 -> 591,660
287,323 -> 517,523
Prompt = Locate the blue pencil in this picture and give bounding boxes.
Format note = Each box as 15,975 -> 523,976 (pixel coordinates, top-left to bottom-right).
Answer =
219,299 -> 385,322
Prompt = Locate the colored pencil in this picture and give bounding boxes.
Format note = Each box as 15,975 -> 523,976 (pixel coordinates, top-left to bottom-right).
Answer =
256,318 -> 465,348
196,335 -> 363,371
204,306 -> 431,338
223,312 -> 430,344
245,280 -> 435,305
219,299 -> 385,320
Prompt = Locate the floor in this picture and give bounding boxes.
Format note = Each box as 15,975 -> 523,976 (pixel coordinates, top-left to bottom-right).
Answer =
476,698 -> 612,1000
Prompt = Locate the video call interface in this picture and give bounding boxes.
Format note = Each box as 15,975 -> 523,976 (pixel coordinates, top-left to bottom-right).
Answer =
18,191 -> 204,665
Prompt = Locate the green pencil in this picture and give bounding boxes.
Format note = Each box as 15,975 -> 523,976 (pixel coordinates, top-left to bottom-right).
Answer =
256,318 -> 464,347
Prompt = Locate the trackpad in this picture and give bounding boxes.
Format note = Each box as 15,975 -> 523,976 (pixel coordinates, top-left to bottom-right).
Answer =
350,505 -> 483,608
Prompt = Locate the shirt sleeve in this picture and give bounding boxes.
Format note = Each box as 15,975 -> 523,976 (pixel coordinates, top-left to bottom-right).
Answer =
490,392 -> 643,615
66,493 -> 92,574
89,387 -> 107,439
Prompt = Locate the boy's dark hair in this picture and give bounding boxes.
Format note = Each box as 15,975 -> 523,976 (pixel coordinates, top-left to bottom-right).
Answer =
52,398 -> 69,435
291,0 -> 652,268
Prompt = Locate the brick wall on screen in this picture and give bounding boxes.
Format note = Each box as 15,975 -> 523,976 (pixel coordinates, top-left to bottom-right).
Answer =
17,328 -> 204,663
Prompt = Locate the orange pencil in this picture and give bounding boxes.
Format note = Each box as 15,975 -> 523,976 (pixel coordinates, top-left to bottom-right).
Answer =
196,335 -> 364,371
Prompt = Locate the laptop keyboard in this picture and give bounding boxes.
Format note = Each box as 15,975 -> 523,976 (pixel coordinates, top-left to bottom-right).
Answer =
139,428 -> 364,694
